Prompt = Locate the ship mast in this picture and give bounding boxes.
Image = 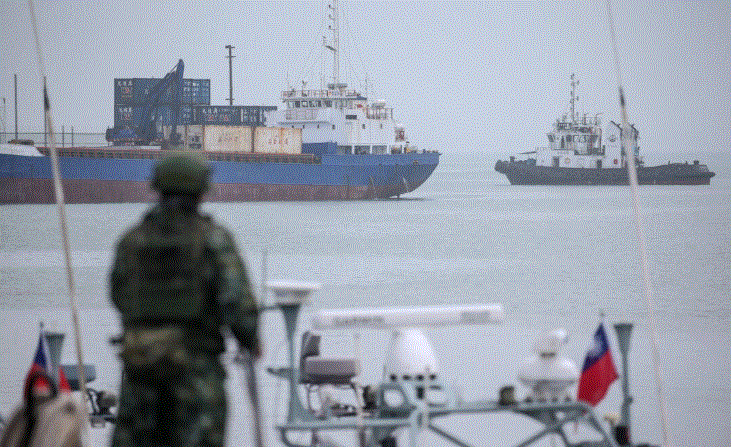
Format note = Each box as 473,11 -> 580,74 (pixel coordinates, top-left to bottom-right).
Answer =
326,0 -> 343,91
570,73 -> 579,124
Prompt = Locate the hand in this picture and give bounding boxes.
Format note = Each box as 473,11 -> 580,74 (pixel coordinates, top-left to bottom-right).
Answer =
251,340 -> 263,359
235,342 -> 262,364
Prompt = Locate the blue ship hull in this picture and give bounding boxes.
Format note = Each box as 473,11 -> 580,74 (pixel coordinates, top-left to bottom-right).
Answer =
0,147 -> 439,204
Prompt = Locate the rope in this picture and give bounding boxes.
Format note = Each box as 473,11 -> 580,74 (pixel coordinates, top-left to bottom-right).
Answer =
606,2 -> 672,446
28,0 -> 90,424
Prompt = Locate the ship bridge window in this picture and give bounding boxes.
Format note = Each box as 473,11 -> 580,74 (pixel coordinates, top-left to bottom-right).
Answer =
294,101 -> 301,108
373,145 -> 387,154
324,100 -> 332,107
346,114 -> 357,120
339,145 -> 352,154
355,145 -> 369,154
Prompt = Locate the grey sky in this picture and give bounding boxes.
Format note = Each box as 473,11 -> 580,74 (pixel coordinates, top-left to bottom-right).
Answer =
1,1 -> 729,160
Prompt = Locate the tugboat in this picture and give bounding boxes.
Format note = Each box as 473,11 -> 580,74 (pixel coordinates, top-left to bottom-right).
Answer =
495,75 -> 715,185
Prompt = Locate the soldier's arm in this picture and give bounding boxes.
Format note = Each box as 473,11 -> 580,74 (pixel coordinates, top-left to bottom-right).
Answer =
110,234 -> 132,312
209,225 -> 259,354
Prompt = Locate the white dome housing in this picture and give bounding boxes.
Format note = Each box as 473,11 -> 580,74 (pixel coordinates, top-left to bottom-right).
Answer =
517,328 -> 579,401
383,328 -> 439,382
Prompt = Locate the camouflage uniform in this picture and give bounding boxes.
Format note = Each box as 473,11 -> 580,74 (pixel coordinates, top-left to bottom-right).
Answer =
110,155 -> 258,447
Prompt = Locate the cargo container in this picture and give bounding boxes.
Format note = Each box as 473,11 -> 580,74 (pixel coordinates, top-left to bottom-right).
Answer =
115,105 -> 277,140
161,125 -> 304,153
114,105 -> 194,129
194,105 -> 275,126
114,106 -> 143,128
114,78 -> 211,106
183,125 -> 204,150
114,79 -> 134,104
254,127 -> 302,154
203,125 -> 253,152
161,125 -> 204,150
182,79 -> 211,105
197,106 -> 241,125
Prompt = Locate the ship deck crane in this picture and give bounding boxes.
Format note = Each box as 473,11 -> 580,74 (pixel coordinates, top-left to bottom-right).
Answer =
106,59 -> 184,146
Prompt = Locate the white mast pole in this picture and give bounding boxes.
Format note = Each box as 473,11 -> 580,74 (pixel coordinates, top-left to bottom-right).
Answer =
606,2 -> 672,447
28,1 -> 91,437
332,0 -> 340,89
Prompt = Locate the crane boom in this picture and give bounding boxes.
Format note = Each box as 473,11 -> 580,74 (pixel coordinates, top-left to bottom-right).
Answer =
107,59 -> 184,146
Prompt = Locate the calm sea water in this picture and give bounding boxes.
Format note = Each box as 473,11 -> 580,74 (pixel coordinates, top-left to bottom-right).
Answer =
1,152 -> 729,446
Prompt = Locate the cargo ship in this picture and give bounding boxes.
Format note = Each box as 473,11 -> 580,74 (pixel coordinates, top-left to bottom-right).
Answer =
494,76 -> 714,186
0,2 -> 439,204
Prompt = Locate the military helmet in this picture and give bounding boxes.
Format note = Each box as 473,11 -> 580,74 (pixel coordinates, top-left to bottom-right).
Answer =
152,153 -> 211,195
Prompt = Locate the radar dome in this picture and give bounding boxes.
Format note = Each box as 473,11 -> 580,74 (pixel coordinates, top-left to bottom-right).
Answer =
517,328 -> 579,401
383,329 -> 439,383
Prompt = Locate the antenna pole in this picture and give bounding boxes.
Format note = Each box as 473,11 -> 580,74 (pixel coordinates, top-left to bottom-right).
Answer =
570,73 -> 579,123
225,45 -> 235,106
1,97 -> 5,144
14,74 -> 18,141
332,0 -> 340,88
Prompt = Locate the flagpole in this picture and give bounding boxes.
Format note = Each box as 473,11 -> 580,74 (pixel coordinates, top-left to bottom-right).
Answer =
39,322 -> 52,382
606,2 -> 672,446
28,0 -> 90,423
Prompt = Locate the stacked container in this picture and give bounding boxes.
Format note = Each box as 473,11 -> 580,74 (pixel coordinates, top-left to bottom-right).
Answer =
113,78 -> 276,128
114,77 -> 211,130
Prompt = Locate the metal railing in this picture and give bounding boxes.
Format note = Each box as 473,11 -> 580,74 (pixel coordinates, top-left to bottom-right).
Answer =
1,131 -> 108,148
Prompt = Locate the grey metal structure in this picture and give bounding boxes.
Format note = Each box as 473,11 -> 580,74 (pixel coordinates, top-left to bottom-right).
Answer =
266,289 -> 619,447
613,323 -> 634,445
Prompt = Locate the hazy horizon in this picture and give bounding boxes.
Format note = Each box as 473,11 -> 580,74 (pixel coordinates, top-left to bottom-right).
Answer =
2,1 -> 729,158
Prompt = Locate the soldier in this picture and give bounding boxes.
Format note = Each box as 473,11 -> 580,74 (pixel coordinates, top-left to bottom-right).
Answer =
109,153 -> 259,447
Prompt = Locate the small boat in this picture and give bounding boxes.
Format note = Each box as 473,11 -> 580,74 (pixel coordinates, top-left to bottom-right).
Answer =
495,75 -> 715,186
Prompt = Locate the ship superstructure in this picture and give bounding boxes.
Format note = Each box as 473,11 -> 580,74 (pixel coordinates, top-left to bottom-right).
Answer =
272,0 -> 414,158
495,75 -> 713,185
531,75 -> 638,171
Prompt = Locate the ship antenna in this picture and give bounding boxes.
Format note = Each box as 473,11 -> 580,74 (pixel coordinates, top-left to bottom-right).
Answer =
606,2 -> 673,446
570,73 -> 579,123
326,0 -> 341,90
28,0 -> 91,422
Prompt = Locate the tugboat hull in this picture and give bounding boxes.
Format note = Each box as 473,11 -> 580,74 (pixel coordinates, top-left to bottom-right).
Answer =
495,160 -> 714,186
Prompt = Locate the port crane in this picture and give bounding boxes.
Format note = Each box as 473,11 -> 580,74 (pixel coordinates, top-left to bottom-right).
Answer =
106,59 -> 184,146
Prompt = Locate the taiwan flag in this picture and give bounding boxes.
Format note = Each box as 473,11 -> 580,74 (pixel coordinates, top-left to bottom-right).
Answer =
577,323 -> 618,406
24,329 -> 71,396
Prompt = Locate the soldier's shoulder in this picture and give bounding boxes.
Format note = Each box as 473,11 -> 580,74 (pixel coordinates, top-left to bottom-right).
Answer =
116,223 -> 144,248
115,207 -> 160,249
201,214 -> 236,250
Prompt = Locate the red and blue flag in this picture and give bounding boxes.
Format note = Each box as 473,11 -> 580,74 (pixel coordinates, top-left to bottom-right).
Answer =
577,323 -> 617,406
24,329 -> 71,396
